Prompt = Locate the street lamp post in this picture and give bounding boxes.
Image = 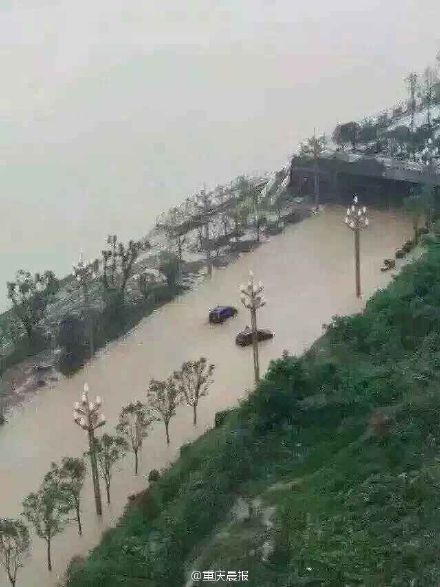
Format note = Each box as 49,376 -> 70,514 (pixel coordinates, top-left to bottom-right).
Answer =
344,196 -> 369,298
73,383 -> 105,516
73,254 -> 98,360
240,271 -> 266,384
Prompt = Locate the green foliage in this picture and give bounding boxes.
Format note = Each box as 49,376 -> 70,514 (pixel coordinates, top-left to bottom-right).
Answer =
332,121 -> 360,150
45,457 -> 86,535
147,377 -> 181,445
7,270 -> 58,341
158,251 -> 180,289
22,476 -> 71,571
0,518 -> 30,586
67,243 -> 440,587
56,315 -> 88,375
174,357 -> 215,425
117,402 -> 154,475
94,434 -> 128,503
243,354 -> 308,432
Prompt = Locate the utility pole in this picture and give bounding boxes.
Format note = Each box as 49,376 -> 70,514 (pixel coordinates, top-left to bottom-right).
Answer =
73,383 -> 105,516
240,271 -> 266,384
344,196 -> 369,298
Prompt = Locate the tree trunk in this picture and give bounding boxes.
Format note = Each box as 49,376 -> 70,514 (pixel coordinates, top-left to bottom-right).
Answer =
47,538 -> 52,571
165,421 -> 170,445
313,161 -> 320,210
105,480 -> 111,504
204,223 -> 212,277
7,570 -> 16,587
88,429 -> 103,516
75,502 -> 82,536
193,404 -> 197,426
134,449 -> 139,475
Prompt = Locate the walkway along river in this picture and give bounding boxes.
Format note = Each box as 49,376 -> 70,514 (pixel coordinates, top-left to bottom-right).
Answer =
0,206 -> 413,586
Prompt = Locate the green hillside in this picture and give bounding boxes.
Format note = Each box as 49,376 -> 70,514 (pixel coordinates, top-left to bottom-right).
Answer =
66,231 -> 440,587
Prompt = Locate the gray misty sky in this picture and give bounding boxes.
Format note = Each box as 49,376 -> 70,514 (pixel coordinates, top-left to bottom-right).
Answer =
0,0 -> 439,308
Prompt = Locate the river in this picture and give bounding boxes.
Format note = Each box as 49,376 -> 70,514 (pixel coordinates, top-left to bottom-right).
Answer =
0,206 -> 412,586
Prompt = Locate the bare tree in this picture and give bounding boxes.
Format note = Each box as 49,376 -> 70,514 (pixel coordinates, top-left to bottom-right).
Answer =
0,519 -> 30,587
93,434 -> 128,503
45,458 -> 86,536
22,478 -> 70,571
300,134 -> 327,210
117,402 -> 154,475
101,235 -> 146,303
174,358 -> 215,425
157,207 -> 188,283
147,377 -> 181,445
420,67 -> 437,126
235,176 -> 266,242
405,72 -> 418,133
195,190 -> 216,277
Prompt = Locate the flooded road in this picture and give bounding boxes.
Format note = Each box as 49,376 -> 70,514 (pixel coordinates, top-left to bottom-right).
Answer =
0,206 -> 412,586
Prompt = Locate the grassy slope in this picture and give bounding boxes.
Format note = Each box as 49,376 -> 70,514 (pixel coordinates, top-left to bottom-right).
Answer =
67,238 -> 440,587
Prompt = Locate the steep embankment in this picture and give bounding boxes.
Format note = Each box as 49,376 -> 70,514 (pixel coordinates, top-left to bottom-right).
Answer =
66,233 -> 440,586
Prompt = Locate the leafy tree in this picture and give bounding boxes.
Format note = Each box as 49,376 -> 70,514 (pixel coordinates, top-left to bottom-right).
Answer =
420,67 -> 437,126
7,270 -> 58,342
234,175 -> 267,242
158,251 -> 180,289
226,192 -> 249,241
332,122 -> 360,151
117,402 -> 154,475
22,478 -> 71,571
45,457 -> 86,536
195,190 -> 216,276
156,207 -> 188,282
0,518 -> 30,587
299,135 -> 326,209
147,377 -> 181,445
357,118 -> 378,144
386,125 -> 411,148
174,357 -> 215,425
56,315 -> 87,374
101,235 -> 146,303
93,434 -> 128,503
137,271 -> 158,302
405,72 -> 419,132
213,185 -> 233,237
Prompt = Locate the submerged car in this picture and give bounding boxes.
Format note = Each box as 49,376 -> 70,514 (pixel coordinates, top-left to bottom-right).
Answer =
209,305 -> 238,324
235,326 -> 274,346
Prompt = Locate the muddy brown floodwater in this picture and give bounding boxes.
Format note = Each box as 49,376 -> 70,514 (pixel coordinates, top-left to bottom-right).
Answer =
0,206 -> 413,586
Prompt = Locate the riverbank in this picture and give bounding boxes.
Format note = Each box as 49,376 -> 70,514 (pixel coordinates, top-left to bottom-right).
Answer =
0,206 -> 413,586
66,232 -> 440,587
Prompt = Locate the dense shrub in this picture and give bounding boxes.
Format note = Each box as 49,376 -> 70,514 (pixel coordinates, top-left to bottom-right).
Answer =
57,314 -> 88,374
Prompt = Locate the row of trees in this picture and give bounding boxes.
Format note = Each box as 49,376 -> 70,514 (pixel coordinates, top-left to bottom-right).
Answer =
331,55 -> 440,158
0,357 -> 214,584
156,174 -> 288,279
2,170 -> 290,378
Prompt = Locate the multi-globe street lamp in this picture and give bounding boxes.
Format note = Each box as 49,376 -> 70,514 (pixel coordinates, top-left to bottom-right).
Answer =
73,254 -> 99,360
240,271 -> 266,384
73,383 -> 105,516
344,196 -> 369,298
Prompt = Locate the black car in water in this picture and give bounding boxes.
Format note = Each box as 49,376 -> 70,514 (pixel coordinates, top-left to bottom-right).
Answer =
209,305 -> 238,324
235,326 -> 274,346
